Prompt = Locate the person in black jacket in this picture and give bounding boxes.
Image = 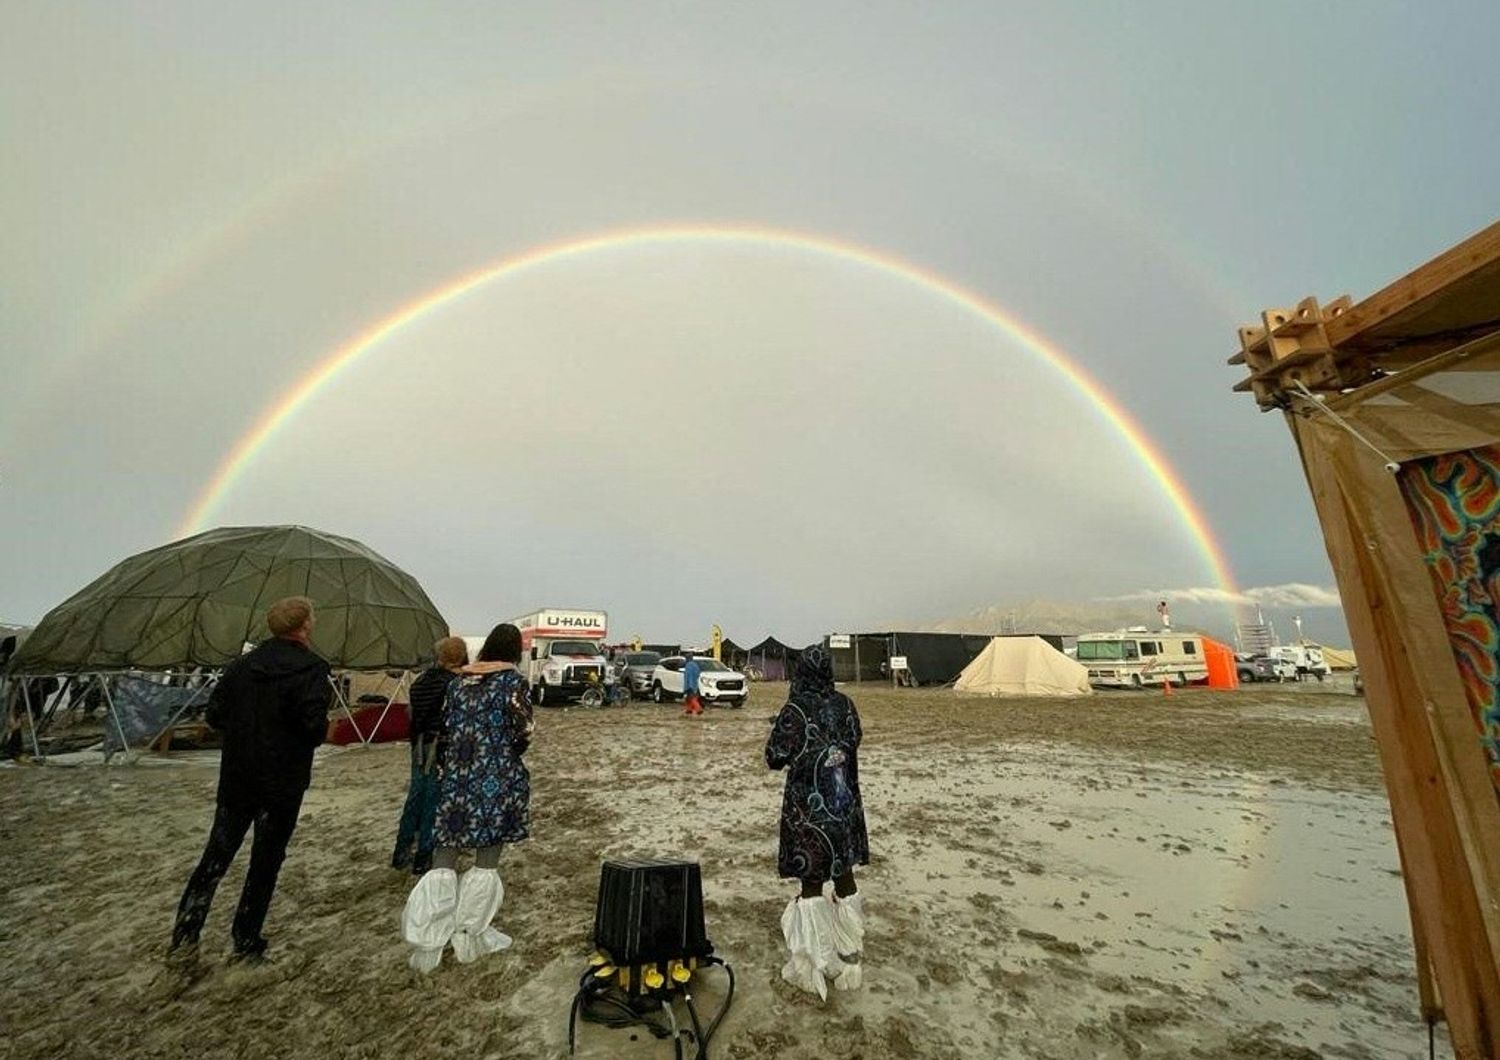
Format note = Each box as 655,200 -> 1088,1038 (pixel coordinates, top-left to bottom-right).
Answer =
391,635 -> 468,875
170,596 -> 331,959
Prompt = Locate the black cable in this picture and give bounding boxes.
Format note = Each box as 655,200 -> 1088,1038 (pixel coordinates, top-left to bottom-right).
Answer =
570,959 -> 734,1059
698,958 -> 736,1051
683,993 -> 706,1059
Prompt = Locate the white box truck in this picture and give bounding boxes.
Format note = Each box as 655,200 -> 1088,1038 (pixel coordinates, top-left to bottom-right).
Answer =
510,608 -> 611,705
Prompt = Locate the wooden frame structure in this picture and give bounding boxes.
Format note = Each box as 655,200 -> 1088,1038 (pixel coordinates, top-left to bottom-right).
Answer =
1230,220 -> 1500,1058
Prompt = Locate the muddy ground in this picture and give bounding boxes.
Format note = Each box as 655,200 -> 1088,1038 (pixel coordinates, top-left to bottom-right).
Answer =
0,680 -> 1439,1059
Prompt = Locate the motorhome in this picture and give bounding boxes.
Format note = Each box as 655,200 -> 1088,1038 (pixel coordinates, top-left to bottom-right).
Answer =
1076,629 -> 1209,689
507,608 -> 612,705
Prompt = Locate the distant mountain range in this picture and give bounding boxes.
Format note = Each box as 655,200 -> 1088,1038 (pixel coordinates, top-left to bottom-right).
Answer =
906,598 -> 1176,637
905,597 -> 1351,649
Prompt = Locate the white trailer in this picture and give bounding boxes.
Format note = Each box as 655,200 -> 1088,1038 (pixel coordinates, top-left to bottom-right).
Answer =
1076,629 -> 1209,689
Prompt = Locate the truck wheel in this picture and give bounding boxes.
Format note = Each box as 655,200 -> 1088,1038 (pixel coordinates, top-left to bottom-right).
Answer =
652,683 -> 665,704
1237,669 -> 1254,683
730,698 -> 745,709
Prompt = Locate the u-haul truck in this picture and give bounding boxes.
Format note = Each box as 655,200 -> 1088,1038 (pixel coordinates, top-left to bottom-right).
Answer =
1077,628 -> 1209,689
510,608 -> 611,705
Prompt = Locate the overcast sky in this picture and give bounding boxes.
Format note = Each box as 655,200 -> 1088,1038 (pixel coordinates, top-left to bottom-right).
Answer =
4,2 -> 1497,647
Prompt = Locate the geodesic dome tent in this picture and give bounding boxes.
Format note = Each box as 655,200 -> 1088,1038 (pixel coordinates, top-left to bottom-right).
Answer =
8,525 -> 449,674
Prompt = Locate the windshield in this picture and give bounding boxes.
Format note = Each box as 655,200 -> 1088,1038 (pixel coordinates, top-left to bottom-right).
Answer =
549,640 -> 601,657
624,652 -> 661,666
1076,640 -> 1124,661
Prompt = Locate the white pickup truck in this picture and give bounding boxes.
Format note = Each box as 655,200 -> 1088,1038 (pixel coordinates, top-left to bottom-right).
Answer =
650,656 -> 749,707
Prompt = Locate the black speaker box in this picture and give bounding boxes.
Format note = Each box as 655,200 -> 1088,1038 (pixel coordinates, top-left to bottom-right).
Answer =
592,859 -> 713,966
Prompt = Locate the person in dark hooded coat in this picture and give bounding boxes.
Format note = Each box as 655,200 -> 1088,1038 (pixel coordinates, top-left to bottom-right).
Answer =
170,596 -> 331,960
765,645 -> 870,998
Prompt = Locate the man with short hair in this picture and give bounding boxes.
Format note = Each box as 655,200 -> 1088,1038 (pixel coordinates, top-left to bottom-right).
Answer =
170,596 -> 331,960
392,635 -> 468,875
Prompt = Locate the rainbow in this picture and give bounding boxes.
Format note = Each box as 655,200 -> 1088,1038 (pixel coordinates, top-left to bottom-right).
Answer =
176,223 -> 1238,595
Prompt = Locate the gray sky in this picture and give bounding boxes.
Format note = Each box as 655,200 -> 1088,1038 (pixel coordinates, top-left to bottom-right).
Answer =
4,1 -> 1497,647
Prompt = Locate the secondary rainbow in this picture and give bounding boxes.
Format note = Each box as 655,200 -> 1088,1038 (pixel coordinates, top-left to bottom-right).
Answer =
177,223 -> 1238,595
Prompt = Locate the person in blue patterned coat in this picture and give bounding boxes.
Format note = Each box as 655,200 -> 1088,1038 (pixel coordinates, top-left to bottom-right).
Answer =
401,623 -> 533,972
765,645 -> 870,998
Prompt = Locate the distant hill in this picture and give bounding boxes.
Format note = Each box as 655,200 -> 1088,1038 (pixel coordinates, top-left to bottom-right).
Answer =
912,598 -> 1168,637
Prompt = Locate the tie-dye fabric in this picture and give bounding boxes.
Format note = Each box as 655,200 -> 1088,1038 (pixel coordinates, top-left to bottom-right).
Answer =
1399,444 -> 1500,793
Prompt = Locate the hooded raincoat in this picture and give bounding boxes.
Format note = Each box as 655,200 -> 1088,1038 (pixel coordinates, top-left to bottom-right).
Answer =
765,646 -> 869,881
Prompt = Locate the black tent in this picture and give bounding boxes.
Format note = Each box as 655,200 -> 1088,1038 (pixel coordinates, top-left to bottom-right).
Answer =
828,631 -> 1068,687
828,634 -> 892,682
748,637 -> 802,681
720,638 -> 750,669
891,632 -> 994,686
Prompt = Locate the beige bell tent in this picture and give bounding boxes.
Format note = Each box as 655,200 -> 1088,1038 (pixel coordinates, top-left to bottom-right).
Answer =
953,636 -> 1092,696
1313,644 -> 1358,671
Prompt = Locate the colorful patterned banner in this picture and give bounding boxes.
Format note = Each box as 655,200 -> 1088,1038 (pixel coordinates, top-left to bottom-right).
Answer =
1400,444 -> 1500,792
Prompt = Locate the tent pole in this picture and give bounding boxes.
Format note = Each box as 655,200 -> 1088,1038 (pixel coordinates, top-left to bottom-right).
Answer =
19,678 -> 43,760
329,674 -> 364,744
364,671 -> 407,747
99,673 -> 134,764
144,674 -> 213,754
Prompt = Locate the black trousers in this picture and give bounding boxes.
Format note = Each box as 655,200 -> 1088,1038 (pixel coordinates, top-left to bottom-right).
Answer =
172,791 -> 304,953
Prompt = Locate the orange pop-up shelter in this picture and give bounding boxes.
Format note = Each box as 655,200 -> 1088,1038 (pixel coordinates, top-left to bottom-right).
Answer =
1202,638 -> 1239,689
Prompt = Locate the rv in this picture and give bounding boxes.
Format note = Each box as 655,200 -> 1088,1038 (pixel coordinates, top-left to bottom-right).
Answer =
1076,629 -> 1209,689
508,608 -> 612,705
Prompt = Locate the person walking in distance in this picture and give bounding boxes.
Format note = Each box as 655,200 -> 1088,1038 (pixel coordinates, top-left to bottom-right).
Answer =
392,636 -> 468,875
682,652 -> 704,717
170,597 -> 331,960
765,645 -> 869,998
402,623 -> 533,972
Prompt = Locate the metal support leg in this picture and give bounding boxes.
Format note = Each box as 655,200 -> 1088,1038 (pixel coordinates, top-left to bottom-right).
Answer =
19,680 -> 43,760
364,672 -> 408,747
99,674 -> 134,764
329,675 -> 364,744
144,679 -> 211,753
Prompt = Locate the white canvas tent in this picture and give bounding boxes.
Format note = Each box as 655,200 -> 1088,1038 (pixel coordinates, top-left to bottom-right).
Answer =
954,636 -> 1092,696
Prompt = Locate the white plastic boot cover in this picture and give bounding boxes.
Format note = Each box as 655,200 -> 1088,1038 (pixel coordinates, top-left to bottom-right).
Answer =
832,892 -> 865,990
780,896 -> 843,1000
451,867 -> 511,964
402,867 -> 458,973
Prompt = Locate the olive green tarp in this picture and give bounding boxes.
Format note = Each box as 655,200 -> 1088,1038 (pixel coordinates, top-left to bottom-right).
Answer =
8,526 -> 449,673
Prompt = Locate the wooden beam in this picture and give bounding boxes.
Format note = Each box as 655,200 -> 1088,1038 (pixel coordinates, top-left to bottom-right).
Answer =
1328,221 -> 1500,350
